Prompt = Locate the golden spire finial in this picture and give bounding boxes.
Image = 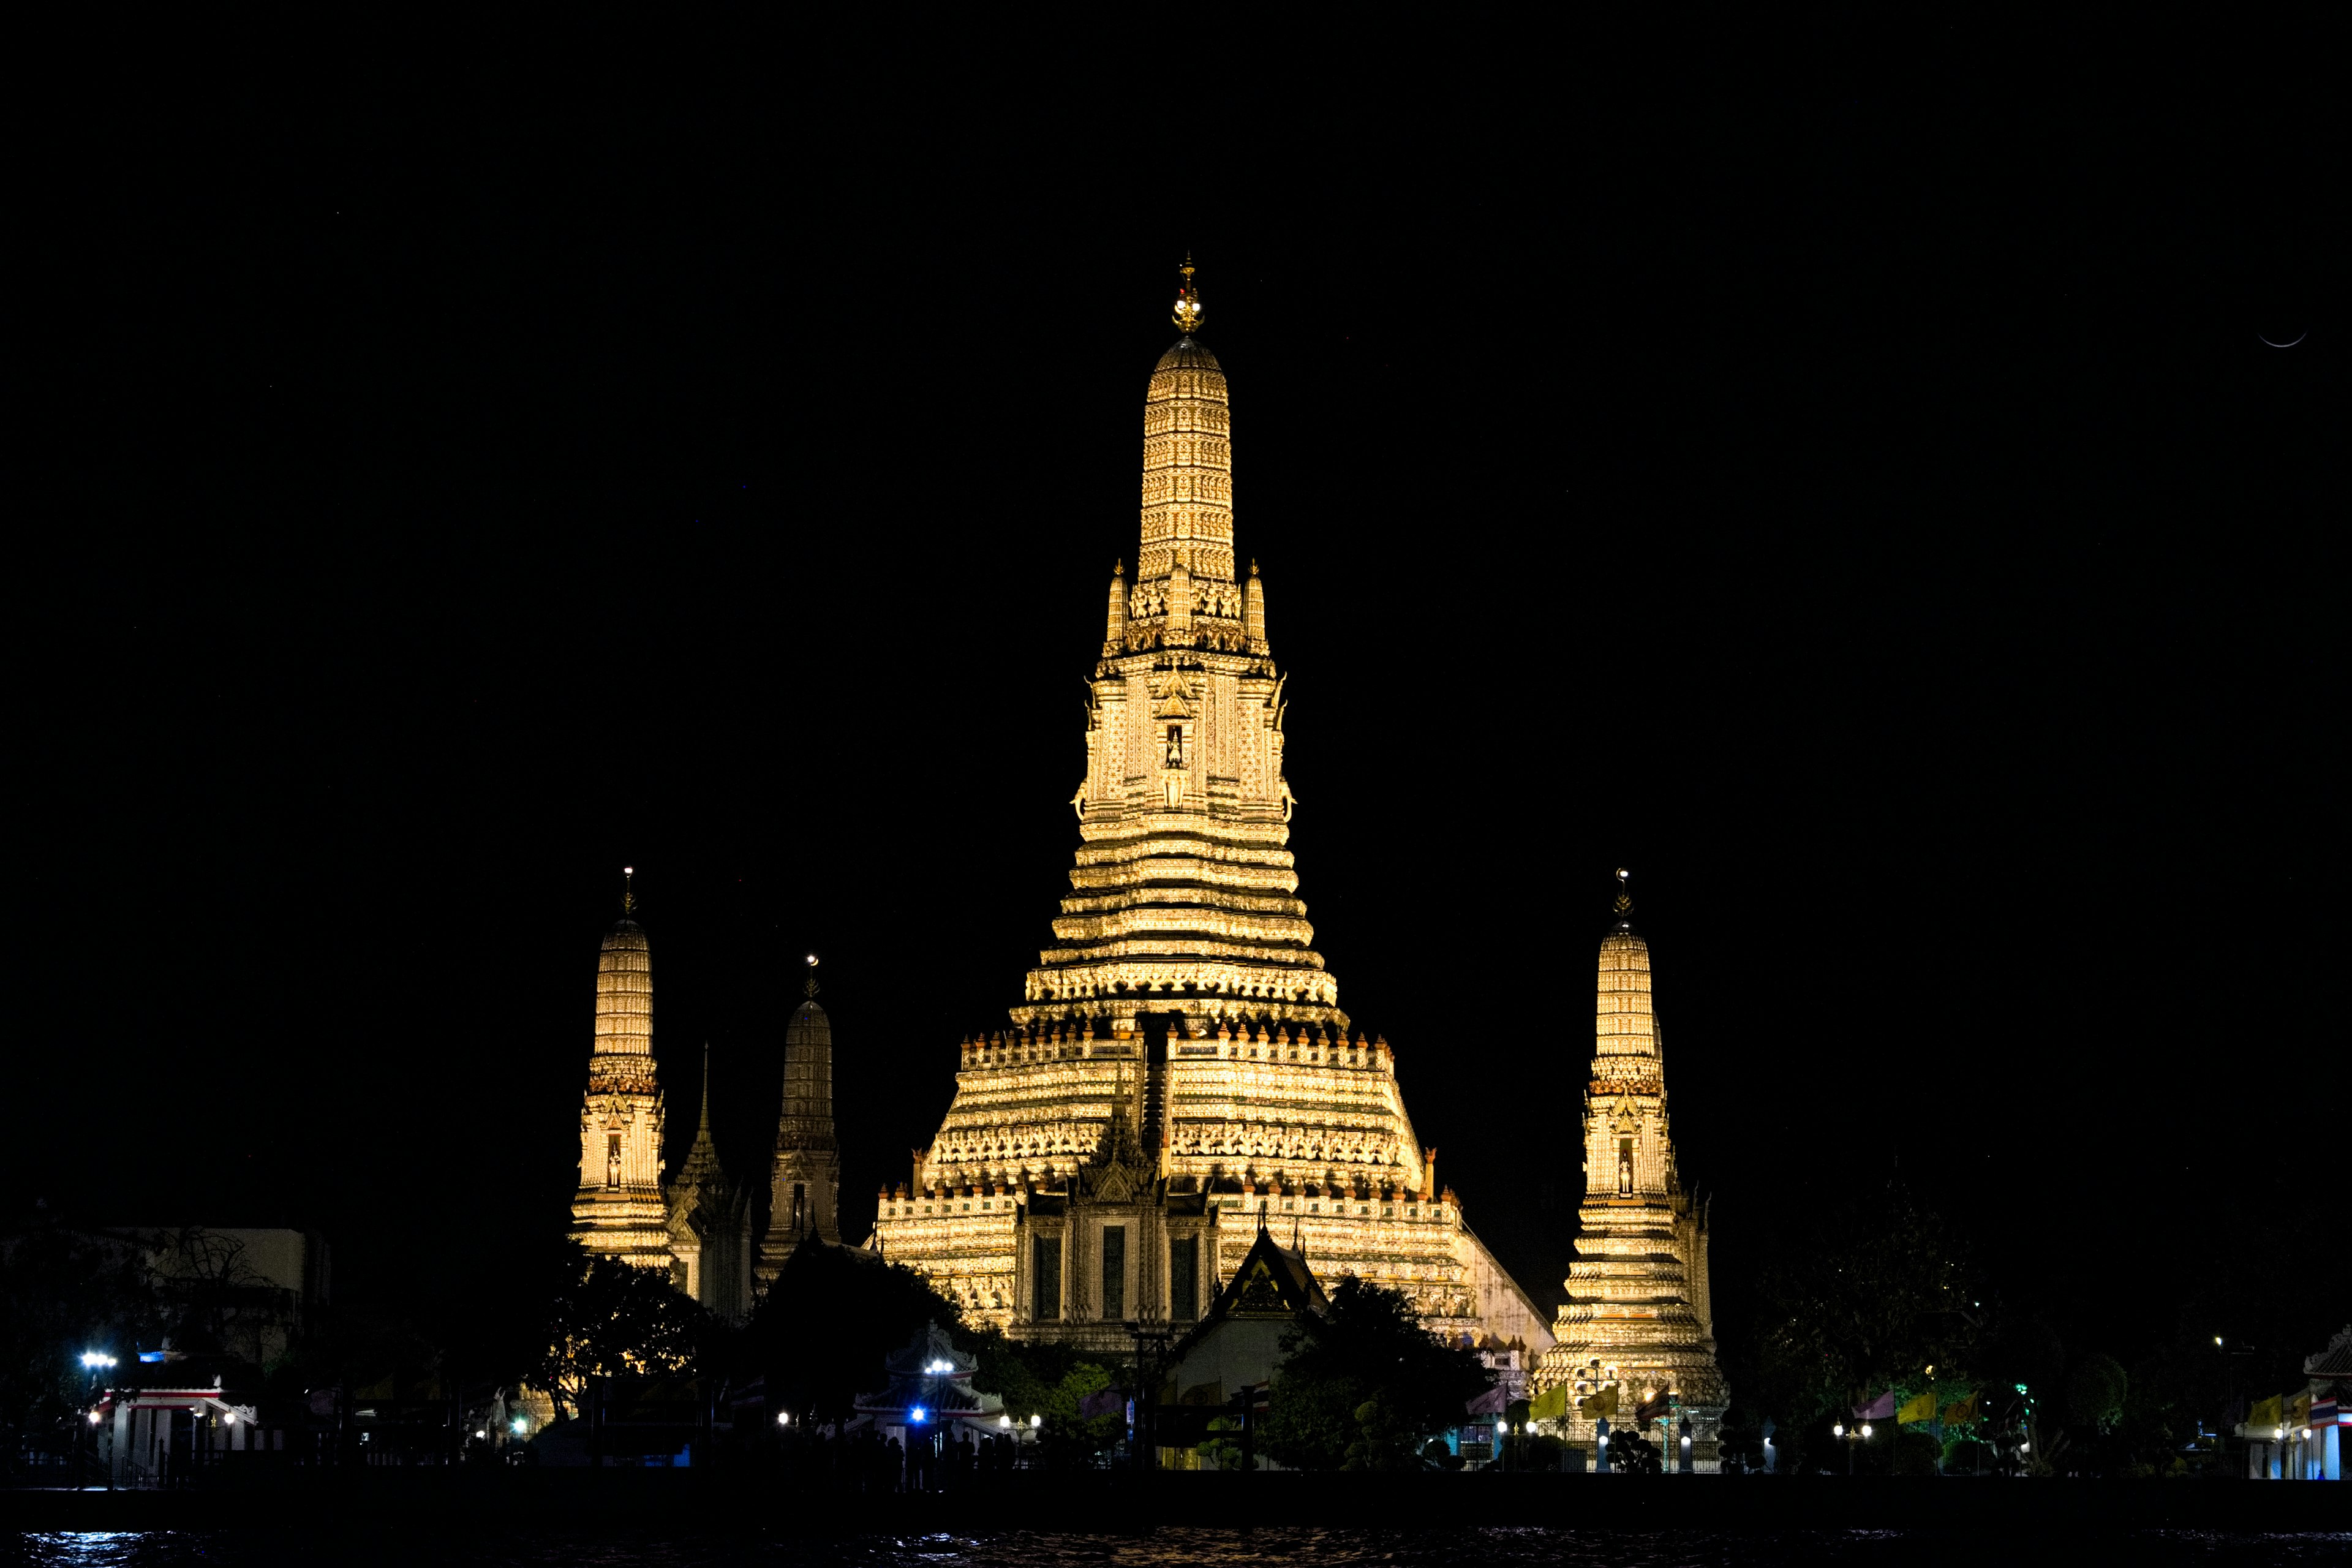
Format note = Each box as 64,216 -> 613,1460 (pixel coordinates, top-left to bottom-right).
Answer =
1612,867 -> 1632,920
622,865 -> 636,916
1171,253 -> 1204,336
804,952 -> 820,1000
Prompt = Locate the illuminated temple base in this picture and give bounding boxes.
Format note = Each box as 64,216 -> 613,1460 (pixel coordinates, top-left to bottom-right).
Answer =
870,1022 -> 1548,1351
869,281 -> 1549,1355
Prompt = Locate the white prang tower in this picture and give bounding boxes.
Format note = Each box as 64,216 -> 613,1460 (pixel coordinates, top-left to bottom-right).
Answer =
569,869 -> 673,1269
1530,870 -> 1727,1470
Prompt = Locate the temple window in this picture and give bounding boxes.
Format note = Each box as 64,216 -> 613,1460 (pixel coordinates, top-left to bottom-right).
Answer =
605,1134 -> 621,1190
1033,1236 -> 1062,1321
1618,1138 -> 1634,1196
1100,1226 -> 1127,1319
1170,1236 -> 1199,1323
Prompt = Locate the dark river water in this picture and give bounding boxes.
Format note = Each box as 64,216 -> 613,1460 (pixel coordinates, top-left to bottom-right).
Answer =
9,1530 -> 2350,1567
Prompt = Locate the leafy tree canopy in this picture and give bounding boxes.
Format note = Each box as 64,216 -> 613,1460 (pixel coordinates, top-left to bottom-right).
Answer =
2064,1350 -> 2127,1433
1261,1278 -> 1490,1471
744,1235 -> 961,1423
968,1332 -> 1121,1467
0,1223 -> 157,1469
1747,1180 -> 1978,1431
532,1241 -> 707,1419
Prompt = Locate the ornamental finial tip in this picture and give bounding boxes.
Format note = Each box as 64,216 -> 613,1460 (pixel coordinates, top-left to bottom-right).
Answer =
805,952 -> 820,1000
622,866 -> 636,916
1171,254 -> 1204,336
1611,868 -> 1632,921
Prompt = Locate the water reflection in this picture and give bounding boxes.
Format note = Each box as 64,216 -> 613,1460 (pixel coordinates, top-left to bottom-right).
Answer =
10,1529 -> 2351,1567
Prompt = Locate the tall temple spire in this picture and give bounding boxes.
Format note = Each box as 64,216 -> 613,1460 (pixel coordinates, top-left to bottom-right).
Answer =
695,1041 -> 714,1138
1021,259 -> 1338,1035
760,951 -> 842,1278
673,1042 -> 723,1218
667,1038 -> 753,1319
1530,874 -> 1727,1468
873,273 -> 1554,1361
1594,872 -> 1660,1080
569,878 -> 670,1269
1135,258 -> 1235,584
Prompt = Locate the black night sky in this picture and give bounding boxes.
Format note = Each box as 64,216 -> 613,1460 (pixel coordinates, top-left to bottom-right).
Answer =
20,21 -> 2339,1382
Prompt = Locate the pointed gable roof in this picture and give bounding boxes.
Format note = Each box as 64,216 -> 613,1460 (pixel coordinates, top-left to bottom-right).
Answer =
1208,1221 -> 1327,1321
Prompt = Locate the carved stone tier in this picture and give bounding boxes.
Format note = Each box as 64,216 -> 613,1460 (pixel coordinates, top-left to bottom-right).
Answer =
1530,910 -> 1729,1471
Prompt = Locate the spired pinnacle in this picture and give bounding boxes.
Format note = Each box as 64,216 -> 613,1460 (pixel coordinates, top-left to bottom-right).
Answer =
621,865 -> 636,917
1171,253 -> 1204,335
804,953 -> 820,1000
1612,867 -> 1633,922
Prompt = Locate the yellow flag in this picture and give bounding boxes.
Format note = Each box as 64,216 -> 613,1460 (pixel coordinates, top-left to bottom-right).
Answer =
1529,1384 -> 1568,1421
1897,1390 -> 1937,1425
1940,1392 -> 1977,1426
1577,1384 -> 1619,1422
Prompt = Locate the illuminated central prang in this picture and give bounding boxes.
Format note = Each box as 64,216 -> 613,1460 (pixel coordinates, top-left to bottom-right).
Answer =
868,263 -> 1550,1357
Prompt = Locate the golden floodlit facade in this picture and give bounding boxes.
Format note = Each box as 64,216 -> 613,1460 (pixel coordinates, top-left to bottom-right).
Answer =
1529,874 -> 1728,1470
568,872 -> 758,1319
869,265 -> 1551,1355
570,874 -> 673,1272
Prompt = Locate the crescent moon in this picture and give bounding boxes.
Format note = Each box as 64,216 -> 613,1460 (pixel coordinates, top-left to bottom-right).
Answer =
2259,331 -> 2307,348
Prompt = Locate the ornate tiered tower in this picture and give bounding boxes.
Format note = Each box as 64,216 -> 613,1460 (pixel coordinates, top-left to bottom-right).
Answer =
1530,872 -> 1727,1470
759,957 -> 842,1282
570,871 -> 673,1269
870,263 -> 1550,1354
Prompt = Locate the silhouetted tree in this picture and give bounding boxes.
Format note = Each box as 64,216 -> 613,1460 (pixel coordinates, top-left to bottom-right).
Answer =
745,1234 -> 960,1424
0,1220 -> 157,1474
1747,1180 -> 1978,1439
967,1331 -> 1121,1466
532,1241 -> 706,1418
1259,1278 -> 1490,1471
2065,1350 -> 2127,1434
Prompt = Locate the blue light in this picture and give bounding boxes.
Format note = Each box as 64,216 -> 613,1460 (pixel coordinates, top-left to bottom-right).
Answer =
138,1352 -> 165,1364
910,1406 -> 927,1423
